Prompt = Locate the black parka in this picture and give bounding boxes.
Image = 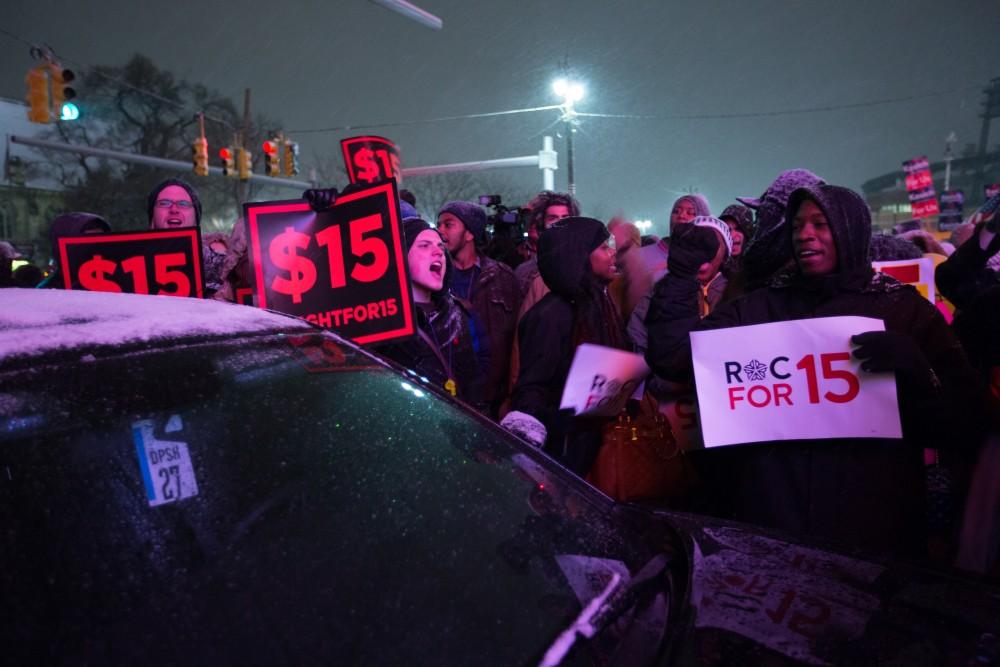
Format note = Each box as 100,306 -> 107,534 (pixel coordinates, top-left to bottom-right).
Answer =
646,185 -> 979,556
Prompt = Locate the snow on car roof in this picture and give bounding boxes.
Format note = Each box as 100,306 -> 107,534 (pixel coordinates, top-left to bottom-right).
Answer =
0,289 -> 312,361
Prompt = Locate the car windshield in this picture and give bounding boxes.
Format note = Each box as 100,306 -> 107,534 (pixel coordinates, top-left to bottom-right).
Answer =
0,331 -> 675,664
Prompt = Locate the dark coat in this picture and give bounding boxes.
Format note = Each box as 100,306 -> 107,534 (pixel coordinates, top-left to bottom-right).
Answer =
646,185 -> 979,557
511,217 -> 627,475
460,256 -> 521,409
935,225 -> 1000,312
378,296 -> 486,412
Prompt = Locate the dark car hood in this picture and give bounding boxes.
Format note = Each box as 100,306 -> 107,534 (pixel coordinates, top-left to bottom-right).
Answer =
655,510 -> 1000,666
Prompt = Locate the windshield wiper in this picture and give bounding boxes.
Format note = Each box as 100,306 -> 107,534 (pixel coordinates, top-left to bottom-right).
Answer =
538,554 -> 670,666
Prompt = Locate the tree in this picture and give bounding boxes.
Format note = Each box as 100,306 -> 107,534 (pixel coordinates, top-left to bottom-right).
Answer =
42,54 -> 288,236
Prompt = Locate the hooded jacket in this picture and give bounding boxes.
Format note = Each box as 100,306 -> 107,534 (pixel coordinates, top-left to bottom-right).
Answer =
511,217 -> 627,474
646,185 -> 978,557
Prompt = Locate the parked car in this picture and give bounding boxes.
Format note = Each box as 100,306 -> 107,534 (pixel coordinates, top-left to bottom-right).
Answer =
1,289 -> 998,665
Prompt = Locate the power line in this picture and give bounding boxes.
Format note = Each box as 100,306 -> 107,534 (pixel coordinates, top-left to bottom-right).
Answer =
575,86 -> 981,121
288,104 -> 565,134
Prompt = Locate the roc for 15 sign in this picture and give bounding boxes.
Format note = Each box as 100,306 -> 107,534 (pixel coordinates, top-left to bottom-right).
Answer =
245,180 -> 415,345
690,316 -> 902,448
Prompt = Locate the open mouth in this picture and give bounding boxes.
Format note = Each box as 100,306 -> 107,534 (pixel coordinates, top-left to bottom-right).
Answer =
429,261 -> 443,277
165,218 -> 185,226
797,248 -> 821,260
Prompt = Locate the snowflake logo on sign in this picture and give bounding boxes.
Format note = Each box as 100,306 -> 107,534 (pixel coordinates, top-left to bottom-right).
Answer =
743,359 -> 768,382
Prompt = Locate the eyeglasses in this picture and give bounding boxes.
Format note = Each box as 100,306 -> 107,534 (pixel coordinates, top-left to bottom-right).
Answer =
155,199 -> 194,209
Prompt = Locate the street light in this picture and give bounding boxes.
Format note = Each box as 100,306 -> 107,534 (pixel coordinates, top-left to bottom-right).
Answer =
634,219 -> 652,233
552,77 -> 585,195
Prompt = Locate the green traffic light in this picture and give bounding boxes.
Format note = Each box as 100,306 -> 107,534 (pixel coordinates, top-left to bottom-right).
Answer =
60,102 -> 79,121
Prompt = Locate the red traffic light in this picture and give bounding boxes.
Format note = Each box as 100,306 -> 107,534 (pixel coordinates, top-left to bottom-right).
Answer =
219,147 -> 233,160
262,140 -> 277,155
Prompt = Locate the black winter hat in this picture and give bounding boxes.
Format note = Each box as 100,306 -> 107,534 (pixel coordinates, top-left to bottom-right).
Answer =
537,216 -> 609,298
147,178 -> 203,227
438,201 -> 487,245
49,212 -> 111,252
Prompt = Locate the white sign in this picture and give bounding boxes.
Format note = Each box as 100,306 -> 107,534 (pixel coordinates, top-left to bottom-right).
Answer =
872,258 -> 936,303
559,343 -> 649,417
132,416 -> 200,507
690,316 -> 902,448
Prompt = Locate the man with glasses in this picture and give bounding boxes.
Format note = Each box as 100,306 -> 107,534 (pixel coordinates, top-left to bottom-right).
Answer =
147,179 -> 202,230
146,178 -> 229,297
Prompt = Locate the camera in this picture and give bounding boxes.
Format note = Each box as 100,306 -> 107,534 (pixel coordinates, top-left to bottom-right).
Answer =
479,194 -> 530,239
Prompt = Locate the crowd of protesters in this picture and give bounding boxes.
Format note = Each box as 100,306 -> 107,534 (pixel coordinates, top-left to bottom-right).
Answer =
3,170 -> 1000,574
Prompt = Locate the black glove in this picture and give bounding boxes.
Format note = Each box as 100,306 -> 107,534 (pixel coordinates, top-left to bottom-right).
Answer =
303,187 -> 338,211
668,224 -> 721,280
851,331 -> 938,388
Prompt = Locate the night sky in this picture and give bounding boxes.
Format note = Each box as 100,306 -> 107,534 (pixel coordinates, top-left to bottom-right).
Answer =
2,0 -> 999,235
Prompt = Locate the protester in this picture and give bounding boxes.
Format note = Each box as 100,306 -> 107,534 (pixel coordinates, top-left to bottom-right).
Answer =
621,194 -> 710,320
38,212 -> 112,288
736,168 -> 825,290
437,200 -> 520,417
645,184 -> 978,557
936,193 -> 1000,313
146,178 -> 228,297
870,232 -> 924,261
503,217 -> 626,475
377,217 -> 486,410
629,217 -> 732,353
606,217 -> 641,320
718,204 -> 753,272
955,286 -> 1000,575
513,191 -> 579,295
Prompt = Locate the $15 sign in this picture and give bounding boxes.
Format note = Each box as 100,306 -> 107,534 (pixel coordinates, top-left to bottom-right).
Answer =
268,213 -> 390,304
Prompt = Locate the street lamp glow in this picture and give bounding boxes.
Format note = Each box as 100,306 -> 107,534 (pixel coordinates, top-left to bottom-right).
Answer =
552,78 -> 568,97
552,78 -> 585,104
568,83 -> 585,102
635,219 -> 653,232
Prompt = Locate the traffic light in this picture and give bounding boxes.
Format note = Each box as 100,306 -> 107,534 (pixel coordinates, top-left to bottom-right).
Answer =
237,147 -> 252,180
220,147 -> 236,177
263,140 -> 280,177
192,137 -> 209,176
48,64 -> 76,121
25,66 -> 50,124
282,141 -> 300,176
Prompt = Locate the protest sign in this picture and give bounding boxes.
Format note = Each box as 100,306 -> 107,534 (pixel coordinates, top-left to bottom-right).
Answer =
244,179 -> 415,345
58,228 -> 203,298
340,135 -> 402,185
656,387 -> 704,451
559,344 -> 649,418
938,190 -> 965,230
690,316 -> 902,448
872,257 -> 936,303
902,156 -> 939,219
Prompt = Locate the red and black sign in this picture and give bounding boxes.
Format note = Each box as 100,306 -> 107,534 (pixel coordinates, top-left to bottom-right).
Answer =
902,156 -> 939,219
340,135 -> 402,185
58,228 -> 203,298
244,179 -> 415,345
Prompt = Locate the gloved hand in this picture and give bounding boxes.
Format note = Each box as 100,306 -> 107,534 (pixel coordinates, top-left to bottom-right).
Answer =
303,187 -> 338,211
851,330 -> 939,389
500,410 -> 547,448
667,224 -> 721,280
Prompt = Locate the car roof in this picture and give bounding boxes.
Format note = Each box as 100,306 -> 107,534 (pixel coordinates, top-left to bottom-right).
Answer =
0,289 -> 312,363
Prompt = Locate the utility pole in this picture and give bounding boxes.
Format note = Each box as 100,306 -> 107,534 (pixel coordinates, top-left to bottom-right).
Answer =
943,131 -> 957,192
238,88 -> 252,206
975,78 -> 1000,201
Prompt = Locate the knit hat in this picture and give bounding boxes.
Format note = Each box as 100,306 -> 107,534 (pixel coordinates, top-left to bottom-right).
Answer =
692,216 -> 733,257
147,178 -> 202,226
49,212 -> 111,252
402,217 -> 433,252
400,200 -> 421,221
438,200 -> 487,245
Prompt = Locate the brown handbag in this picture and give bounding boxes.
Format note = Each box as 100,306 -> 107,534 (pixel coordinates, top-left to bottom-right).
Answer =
587,393 -> 696,502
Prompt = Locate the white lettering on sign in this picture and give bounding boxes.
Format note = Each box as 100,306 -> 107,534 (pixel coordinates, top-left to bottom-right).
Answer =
132,416 -> 199,507
690,316 -> 902,448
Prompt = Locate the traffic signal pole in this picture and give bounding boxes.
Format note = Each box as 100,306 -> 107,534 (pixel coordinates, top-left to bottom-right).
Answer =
9,134 -> 313,190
